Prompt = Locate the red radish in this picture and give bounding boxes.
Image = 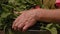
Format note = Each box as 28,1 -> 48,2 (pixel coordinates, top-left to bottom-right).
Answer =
56,3 -> 60,7
56,0 -> 60,8
31,5 -> 40,10
35,5 -> 40,9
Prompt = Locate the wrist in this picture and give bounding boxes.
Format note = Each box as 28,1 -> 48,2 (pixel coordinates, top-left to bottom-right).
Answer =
35,9 -> 50,21
35,8 -> 45,21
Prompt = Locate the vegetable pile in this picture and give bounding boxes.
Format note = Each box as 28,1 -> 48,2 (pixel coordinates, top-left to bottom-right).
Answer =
0,0 -> 60,34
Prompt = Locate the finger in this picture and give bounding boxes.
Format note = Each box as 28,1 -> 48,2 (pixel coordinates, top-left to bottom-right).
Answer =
17,15 -> 33,31
13,16 -> 30,30
12,14 -> 24,29
14,12 -> 29,26
14,12 -> 21,14
14,17 -> 27,30
12,16 -> 20,28
20,11 -> 26,14
13,13 -> 31,29
22,19 -> 36,32
17,22 -> 25,31
13,17 -> 24,30
22,24 -> 29,32
12,11 -> 27,29
17,17 -> 31,31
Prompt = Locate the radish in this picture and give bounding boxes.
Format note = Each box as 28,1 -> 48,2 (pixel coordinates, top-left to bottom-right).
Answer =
35,5 -> 40,9
56,0 -> 60,8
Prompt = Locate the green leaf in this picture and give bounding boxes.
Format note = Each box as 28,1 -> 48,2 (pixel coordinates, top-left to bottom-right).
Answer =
1,13 -> 11,18
46,27 -> 57,34
45,23 -> 57,34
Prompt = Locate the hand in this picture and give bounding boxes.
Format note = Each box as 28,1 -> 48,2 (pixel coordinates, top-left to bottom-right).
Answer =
12,9 -> 40,32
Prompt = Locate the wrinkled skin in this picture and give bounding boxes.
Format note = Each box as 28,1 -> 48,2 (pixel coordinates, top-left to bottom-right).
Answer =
12,9 -> 40,32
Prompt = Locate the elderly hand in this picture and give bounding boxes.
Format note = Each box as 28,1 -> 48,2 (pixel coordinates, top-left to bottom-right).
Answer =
12,9 -> 41,32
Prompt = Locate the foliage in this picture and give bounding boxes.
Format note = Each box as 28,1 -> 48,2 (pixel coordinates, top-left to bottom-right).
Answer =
0,0 -> 60,34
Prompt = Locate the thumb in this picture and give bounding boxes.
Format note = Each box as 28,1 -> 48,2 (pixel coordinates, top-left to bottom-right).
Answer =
14,11 -> 26,14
